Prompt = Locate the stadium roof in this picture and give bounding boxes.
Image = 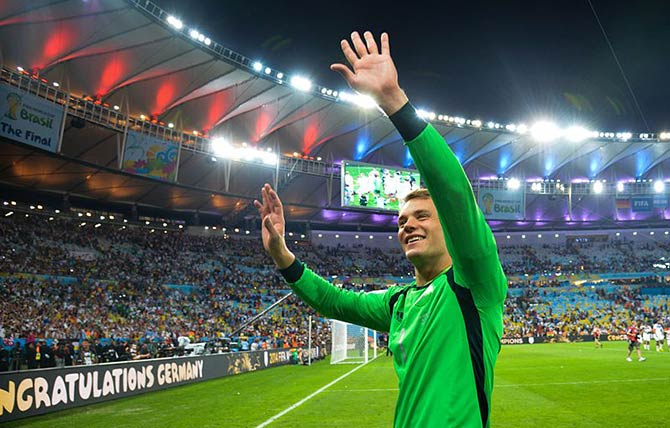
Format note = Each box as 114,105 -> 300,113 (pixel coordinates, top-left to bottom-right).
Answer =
0,0 -> 669,229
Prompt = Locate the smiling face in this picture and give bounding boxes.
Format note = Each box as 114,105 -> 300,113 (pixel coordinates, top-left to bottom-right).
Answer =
397,196 -> 449,266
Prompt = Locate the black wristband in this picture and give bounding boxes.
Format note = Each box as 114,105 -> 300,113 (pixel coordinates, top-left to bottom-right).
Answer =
279,258 -> 304,283
388,102 -> 427,142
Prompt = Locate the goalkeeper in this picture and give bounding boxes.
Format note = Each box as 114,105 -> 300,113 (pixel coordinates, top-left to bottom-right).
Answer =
255,31 -> 507,428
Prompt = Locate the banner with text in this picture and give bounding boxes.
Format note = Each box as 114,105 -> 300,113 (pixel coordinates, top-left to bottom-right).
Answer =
478,188 -> 525,220
0,83 -> 64,153
631,196 -> 653,212
653,194 -> 668,209
0,349 -> 294,423
122,131 -> 179,182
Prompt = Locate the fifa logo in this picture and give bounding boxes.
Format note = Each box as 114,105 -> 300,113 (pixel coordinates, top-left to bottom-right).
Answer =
4,92 -> 22,120
482,193 -> 494,215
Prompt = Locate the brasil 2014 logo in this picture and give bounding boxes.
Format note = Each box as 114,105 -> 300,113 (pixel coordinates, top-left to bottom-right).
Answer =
4,92 -> 22,120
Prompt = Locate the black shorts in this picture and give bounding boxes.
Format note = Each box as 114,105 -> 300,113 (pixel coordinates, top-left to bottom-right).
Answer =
628,341 -> 640,351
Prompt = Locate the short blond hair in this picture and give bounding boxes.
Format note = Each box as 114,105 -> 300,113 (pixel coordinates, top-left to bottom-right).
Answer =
402,188 -> 431,204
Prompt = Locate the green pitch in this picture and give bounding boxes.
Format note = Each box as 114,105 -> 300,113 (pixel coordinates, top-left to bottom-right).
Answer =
6,342 -> 670,427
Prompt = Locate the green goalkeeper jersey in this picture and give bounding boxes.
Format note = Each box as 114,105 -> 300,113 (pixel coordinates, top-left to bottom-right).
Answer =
280,104 -> 507,427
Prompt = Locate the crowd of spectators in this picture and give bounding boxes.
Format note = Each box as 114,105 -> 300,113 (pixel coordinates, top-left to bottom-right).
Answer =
1,212 -> 669,370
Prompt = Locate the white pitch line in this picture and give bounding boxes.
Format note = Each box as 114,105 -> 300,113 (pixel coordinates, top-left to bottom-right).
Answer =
496,377 -> 670,388
255,357 -> 378,428
326,377 -> 670,393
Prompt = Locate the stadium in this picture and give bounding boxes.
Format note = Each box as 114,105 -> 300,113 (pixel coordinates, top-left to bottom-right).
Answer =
1,0 -> 669,427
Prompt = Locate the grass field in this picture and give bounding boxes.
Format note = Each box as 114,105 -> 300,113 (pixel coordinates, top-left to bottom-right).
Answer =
6,342 -> 670,427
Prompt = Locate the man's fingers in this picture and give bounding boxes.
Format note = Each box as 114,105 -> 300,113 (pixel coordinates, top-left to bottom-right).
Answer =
340,39 -> 359,67
363,31 -> 379,55
268,187 -> 284,211
263,215 -> 279,238
350,31 -> 368,58
330,63 -> 355,86
380,32 -> 390,56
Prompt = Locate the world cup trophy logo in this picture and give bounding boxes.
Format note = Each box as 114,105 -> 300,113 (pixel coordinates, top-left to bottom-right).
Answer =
4,92 -> 22,120
482,193 -> 494,215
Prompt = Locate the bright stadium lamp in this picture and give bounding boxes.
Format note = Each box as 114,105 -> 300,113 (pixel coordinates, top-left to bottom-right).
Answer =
166,16 -> 183,30
592,181 -> 603,194
564,126 -> 591,143
290,76 -> 312,92
616,182 -> 624,192
507,178 -> 521,190
253,62 -> 263,72
530,121 -> 560,142
211,137 -> 230,157
189,29 -> 199,39
654,180 -> 665,193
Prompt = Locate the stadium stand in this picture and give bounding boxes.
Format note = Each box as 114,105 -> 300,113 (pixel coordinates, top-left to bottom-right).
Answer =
1,210 -> 669,371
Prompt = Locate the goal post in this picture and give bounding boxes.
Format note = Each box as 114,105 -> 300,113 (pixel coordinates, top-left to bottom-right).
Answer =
330,319 -> 377,364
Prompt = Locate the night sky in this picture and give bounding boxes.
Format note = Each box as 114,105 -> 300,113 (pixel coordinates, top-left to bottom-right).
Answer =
155,0 -> 670,133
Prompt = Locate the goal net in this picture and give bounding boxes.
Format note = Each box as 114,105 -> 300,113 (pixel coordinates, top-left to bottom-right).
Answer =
330,319 -> 377,364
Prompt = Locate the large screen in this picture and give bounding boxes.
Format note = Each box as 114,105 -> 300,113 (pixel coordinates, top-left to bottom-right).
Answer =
341,161 -> 421,211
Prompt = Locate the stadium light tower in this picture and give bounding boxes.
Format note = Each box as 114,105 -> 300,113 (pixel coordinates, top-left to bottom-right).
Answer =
531,121 -> 560,142
654,180 -> 665,193
290,76 -> 312,92
167,15 -> 183,30
211,137 -> 230,157
507,178 -> 521,190
592,181 -> 604,194
564,126 -> 591,143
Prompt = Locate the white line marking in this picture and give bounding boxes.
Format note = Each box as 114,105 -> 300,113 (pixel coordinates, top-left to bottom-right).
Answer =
496,377 -> 670,387
326,377 -> 670,393
255,358 -> 378,428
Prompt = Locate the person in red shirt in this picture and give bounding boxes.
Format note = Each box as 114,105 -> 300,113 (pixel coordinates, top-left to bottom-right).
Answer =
592,326 -> 602,349
625,325 -> 646,362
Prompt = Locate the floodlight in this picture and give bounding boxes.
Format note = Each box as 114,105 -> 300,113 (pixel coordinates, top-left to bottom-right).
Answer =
53,82 -> 60,87
17,66 -> 24,72
472,120 -> 482,128
204,38 -> 211,46
189,29 -> 199,39
660,132 -> 670,140
113,105 -> 120,111
198,34 -> 205,42
616,182 -> 624,192
265,67 -> 272,74
507,178 -> 521,190
290,76 -> 312,92
530,121 -> 560,142
168,123 -> 174,129
166,16 -> 183,30
253,62 -> 263,72
592,181 -> 603,194
654,180 -> 665,193
516,124 -> 528,134
276,72 -> 284,79
565,126 -> 591,143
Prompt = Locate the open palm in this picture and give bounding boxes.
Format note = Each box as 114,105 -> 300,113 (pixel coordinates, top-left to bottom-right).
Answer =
254,183 -> 286,255
331,32 -> 406,114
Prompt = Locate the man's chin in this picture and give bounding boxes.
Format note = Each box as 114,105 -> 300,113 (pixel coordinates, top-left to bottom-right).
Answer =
405,250 -> 422,262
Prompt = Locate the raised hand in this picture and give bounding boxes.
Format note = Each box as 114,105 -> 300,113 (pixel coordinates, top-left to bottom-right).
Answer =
330,31 -> 408,116
254,183 -> 295,268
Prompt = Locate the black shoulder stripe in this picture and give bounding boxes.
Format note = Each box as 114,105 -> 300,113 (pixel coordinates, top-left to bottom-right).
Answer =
389,286 -> 411,316
446,269 -> 488,428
